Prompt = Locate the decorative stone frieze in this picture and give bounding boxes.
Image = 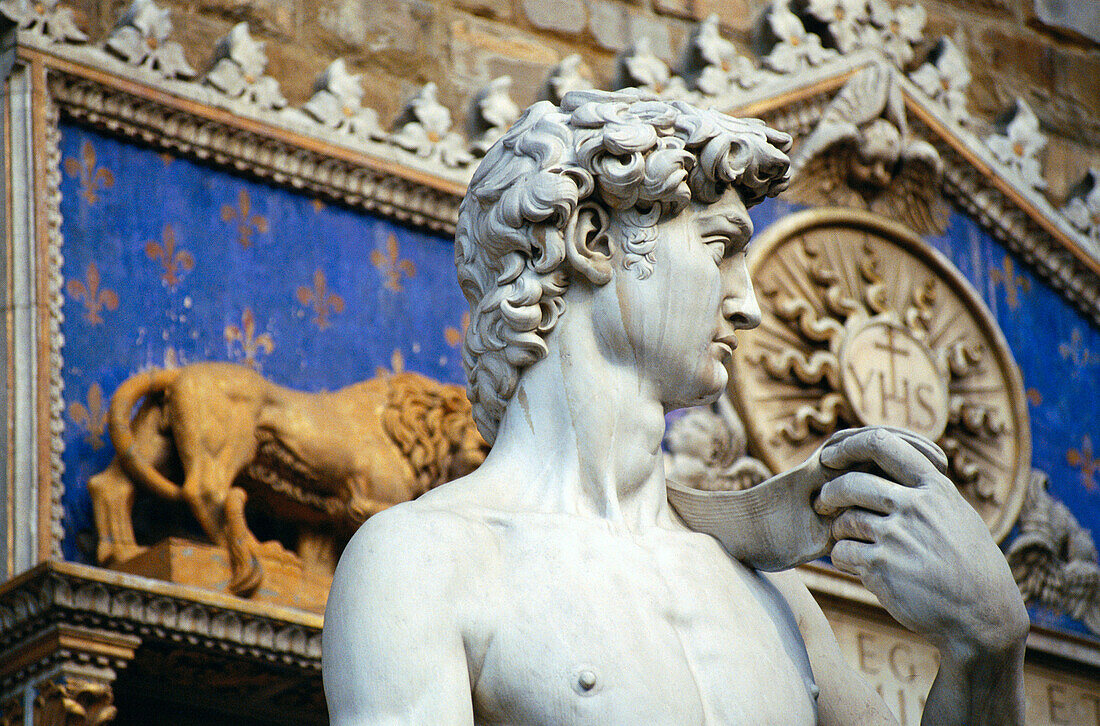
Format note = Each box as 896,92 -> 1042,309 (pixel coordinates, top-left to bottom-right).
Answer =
759,2 -> 837,76
103,0 -> 194,80
1063,169 -> 1100,253
664,397 -> 772,492
44,96 -> 67,560
909,37 -> 971,128
48,69 -> 464,233
680,14 -> 759,97
803,0 -> 925,67
0,0 -> 85,44
0,562 -> 324,724
614,37 -> 688,99
391,83 -> 474,168
787,63 -> 947,234
539,54 -> 593,105
986,99 -> 1048,192
1008,470 -> 1100,635
295,59 -> 385,142
468,76 -> 520,157
204,23 -> 286,111
0,562 -> 323,674
33,678 -> 117,726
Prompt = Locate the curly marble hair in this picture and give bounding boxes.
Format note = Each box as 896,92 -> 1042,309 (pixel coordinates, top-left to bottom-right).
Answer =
456,89 -> 792,443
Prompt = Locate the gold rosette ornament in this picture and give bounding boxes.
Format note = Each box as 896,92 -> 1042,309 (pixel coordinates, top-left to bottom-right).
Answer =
731,209 -> 1030,542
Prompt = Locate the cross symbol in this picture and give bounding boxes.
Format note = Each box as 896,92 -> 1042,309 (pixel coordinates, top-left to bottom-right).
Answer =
873,326 -> 911,396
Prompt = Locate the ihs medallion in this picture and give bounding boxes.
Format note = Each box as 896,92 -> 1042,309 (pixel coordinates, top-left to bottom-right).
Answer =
732,209 -> 1030,542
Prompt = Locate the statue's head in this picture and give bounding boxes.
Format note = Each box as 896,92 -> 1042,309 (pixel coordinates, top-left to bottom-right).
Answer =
456,89 -> 791,443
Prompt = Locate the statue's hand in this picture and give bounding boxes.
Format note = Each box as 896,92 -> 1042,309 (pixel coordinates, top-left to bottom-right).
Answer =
814,428 -> 1029,657
667,425 -> 941,571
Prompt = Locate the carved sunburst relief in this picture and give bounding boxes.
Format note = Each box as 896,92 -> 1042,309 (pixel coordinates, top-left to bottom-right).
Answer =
731,209 -> 1030,542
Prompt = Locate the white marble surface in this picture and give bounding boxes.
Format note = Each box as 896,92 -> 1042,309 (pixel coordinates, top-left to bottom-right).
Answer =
323,91 -> 1029,725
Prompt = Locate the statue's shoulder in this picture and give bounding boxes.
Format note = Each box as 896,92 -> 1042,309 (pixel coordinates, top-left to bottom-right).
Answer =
338,498 -> 500,591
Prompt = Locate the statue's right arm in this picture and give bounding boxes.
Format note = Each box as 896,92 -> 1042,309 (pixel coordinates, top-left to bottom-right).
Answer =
323,508 -> 476,726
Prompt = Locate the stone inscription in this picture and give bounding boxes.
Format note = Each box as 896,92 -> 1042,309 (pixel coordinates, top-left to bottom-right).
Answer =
821,604 -> 1100,725
1026,666 -> 1100,725
824,607 -> 937,725
840,319 -> 948,442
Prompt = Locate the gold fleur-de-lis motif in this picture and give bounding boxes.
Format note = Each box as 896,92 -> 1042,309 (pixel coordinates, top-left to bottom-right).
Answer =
220,189 -> 269,248
989,255 -> 1030,311
1059,328 -> 1091,367
66,262 -> 119,325
370,234 -> 416,292
1068,435 -> 1100,492
63,141 -> 114,205
296,269 -> 345,330
1026,388 -> 1042,406
375,348 -> 406,378
225,307 -> 275,370
68,383 -> 108,450
445,311 -> 470,348
311,198 -> 326,213
145,224 -> 195,288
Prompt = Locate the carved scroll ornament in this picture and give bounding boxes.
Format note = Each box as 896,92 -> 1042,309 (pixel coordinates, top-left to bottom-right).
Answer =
33,679 -> 117,726
1008,469 -> 1100,635
664,397 -> 772,492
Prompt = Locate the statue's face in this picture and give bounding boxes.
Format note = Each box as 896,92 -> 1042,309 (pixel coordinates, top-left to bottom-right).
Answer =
598,188 -> 760,409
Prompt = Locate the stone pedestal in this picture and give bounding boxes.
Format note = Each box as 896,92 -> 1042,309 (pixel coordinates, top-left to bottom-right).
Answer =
114,538 -> 330,614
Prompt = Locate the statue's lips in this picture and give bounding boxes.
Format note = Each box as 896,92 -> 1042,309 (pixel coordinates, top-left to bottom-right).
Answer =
712,335 -> 738,358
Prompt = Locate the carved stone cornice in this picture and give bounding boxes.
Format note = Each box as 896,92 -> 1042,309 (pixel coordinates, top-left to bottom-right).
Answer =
13,0 -> 1100,320
31,48 -> 465,234
1,623 -> 139,693
904,92 -> 1100,326
0,561 -> 323,691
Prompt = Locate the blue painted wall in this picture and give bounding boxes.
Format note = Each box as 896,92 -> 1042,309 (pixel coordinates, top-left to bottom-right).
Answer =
57,122 -> 1100,637
58,122 -> 469,563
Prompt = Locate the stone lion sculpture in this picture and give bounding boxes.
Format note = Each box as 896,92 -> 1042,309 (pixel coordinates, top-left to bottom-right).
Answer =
89,362 -> 488,595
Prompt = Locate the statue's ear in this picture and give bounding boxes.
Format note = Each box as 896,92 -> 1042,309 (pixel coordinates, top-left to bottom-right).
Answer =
565,202 -> 612,285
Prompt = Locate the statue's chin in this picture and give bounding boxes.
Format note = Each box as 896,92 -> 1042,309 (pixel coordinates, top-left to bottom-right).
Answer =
664,367 -> 727,412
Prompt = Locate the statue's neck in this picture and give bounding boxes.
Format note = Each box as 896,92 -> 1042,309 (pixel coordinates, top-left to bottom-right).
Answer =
480,309 -> 675,532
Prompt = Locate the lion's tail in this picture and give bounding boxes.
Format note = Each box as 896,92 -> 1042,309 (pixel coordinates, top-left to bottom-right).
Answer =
109,368 -> 185,502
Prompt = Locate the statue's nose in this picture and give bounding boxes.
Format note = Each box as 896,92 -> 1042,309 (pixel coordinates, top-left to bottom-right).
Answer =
722,295 -> 760,330
721,264 -> 761,330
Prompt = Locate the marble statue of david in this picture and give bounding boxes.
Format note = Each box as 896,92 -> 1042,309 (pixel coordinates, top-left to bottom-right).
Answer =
323,90 -> 1029,725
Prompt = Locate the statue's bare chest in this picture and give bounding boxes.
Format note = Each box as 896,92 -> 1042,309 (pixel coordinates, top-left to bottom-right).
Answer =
462,516 -> 818,726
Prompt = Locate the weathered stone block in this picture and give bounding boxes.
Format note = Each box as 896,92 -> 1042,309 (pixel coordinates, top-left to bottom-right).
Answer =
447,17 -> 563,105
653,0 -> 692,20
317,0 -> 368,47
455,0 -> 514,21
523,0 -> 587,34
1032,0 -> 1100,44
628,13 -> 674,60
588,0 -> 630,51
691,0 -> 753,32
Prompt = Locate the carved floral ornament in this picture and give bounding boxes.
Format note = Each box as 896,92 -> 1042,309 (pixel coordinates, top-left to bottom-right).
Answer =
9,0 -> 1097,247
729,209 -> 1032,543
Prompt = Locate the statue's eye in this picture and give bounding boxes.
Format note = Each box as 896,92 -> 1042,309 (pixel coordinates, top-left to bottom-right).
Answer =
704,237 -> 727,263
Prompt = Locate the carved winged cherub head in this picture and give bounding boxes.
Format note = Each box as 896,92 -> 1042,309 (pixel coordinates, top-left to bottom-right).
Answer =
456,89 -> 791,442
